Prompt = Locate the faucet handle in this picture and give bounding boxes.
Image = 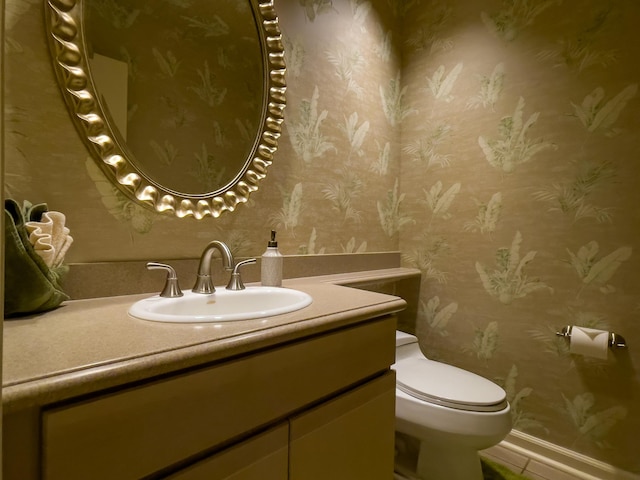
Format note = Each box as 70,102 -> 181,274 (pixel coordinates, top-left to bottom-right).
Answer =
226,258 -> 257,291
146,262 -> 184,298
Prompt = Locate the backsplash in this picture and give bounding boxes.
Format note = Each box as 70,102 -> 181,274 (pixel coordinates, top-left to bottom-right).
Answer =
3,0 -> 639,475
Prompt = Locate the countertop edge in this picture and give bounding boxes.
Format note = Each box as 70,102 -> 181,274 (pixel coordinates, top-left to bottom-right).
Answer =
3,299 -> 405,413
3,271 -> 414,413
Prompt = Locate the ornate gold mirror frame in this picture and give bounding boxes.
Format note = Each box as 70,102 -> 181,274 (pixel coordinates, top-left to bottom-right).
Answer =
45,0 -> 286,219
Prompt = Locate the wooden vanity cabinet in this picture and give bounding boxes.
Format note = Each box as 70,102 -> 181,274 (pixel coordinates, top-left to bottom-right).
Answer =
166,423 -> 290,480
167,373 -> 395,480
4,315 -> 397,480
289,372 -> 395,480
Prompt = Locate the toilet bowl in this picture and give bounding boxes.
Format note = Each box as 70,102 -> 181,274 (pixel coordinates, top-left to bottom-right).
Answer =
393,331 -> 512,480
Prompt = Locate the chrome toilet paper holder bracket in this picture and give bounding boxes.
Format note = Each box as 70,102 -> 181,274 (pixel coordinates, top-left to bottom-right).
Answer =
555,325 -> 627,349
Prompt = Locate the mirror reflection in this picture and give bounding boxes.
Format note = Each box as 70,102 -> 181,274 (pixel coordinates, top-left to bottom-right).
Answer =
86,0 -> 264,194
45,0 -> 286,219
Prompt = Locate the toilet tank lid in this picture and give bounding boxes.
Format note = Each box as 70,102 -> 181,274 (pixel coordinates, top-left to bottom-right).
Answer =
396,330 -> 418,347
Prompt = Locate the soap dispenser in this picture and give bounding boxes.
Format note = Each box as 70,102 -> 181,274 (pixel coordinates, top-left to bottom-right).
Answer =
261,230 -> 283,287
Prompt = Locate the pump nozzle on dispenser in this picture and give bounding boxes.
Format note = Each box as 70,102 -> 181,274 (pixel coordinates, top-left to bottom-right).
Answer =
261,230 -> 283,286
268,230 -> 278,247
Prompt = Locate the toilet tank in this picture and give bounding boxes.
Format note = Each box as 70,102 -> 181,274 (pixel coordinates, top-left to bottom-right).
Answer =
396,330 -> 418,347
395,331 -> 424,364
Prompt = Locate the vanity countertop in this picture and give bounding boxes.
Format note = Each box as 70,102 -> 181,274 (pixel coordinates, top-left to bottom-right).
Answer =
2,270 -> 413,414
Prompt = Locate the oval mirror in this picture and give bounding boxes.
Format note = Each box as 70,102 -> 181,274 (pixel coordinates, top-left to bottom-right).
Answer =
45,0 -> 286,219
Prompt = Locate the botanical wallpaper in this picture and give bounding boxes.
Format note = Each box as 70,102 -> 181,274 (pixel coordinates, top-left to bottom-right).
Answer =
4,0 -> 399,259
399,0 -> 639,473
2,0 -> 639,475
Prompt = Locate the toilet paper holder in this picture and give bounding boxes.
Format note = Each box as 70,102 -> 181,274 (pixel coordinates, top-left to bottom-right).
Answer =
556,325 -> 627,349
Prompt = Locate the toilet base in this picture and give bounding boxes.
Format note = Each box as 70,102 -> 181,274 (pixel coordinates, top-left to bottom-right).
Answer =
415,441 -> 483,480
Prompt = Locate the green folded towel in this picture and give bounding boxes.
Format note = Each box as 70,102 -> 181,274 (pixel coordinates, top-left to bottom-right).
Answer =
4,199 -> 69,318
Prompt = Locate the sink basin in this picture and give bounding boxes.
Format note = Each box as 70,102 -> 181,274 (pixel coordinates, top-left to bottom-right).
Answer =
128,286 -> 313,323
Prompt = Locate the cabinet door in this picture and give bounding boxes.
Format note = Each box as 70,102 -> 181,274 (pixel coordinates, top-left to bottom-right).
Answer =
167,423 -> 288,480
41,317 -> 395,480
289,372 -> 396,480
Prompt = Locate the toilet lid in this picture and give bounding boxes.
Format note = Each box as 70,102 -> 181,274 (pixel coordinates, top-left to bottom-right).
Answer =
395,357 -> 508,412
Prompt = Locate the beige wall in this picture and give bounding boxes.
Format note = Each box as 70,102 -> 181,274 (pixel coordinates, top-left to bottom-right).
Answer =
400,0 -> 639,473
3,0 -> 639,475
4,0 -> 401,263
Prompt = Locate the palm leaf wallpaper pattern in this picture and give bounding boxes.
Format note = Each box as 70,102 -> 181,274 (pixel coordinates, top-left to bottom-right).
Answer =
3,0 -> 639,473
400,0 -> 638,472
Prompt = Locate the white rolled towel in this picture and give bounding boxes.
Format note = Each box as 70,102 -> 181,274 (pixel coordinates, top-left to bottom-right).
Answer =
25,211 -> 73,268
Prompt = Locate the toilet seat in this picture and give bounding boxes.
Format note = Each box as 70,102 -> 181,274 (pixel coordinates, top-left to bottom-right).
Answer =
395,357 -> 508,412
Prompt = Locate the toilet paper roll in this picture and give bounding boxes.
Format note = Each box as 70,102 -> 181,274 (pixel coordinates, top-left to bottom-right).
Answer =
569,326 -> 609,360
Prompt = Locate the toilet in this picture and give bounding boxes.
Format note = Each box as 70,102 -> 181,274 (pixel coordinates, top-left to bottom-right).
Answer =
393,330 -> 512,480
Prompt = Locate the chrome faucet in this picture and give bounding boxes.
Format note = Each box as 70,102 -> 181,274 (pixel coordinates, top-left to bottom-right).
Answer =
192,240 -> 234,294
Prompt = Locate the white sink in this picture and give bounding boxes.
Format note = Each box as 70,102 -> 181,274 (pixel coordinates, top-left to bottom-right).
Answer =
128,286 -> 313,323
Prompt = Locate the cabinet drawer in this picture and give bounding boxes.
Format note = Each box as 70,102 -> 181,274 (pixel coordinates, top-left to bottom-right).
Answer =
42,316 -> 396,479
167,423 -> 288,480
289,372 -> 396,480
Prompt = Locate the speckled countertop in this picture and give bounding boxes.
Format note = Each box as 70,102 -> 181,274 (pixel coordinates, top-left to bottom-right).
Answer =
3,270 -> 414,414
